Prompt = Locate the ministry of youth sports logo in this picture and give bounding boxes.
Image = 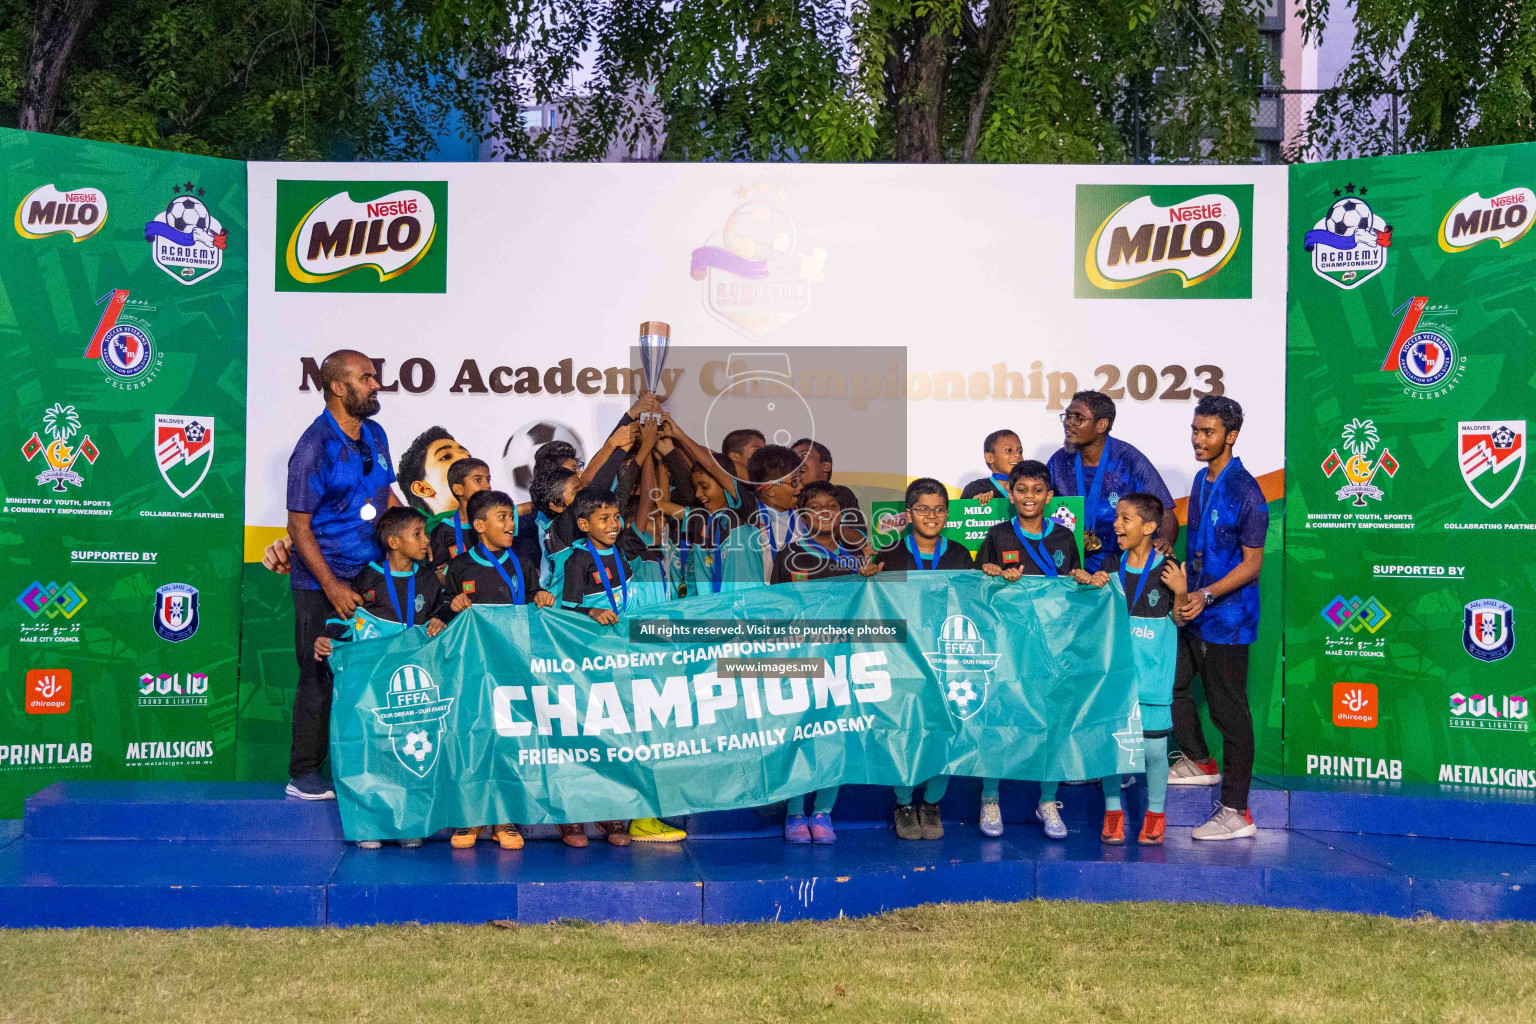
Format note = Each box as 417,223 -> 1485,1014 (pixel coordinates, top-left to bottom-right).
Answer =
372,664 -> 454,777
923,614 -> 1001,721
1322,418 -> 1398,507
1304,186 -> 1393,289
144,183 -> 228,285
22,403 -> 98,492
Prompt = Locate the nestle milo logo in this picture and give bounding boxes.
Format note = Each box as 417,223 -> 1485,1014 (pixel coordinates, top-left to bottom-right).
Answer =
277,180 -> 447,293
1075,185 -> 1252,299
15,184 -> 108,242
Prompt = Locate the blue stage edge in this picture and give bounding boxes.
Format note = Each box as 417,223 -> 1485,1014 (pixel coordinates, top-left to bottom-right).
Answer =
4,778 -> 1536,928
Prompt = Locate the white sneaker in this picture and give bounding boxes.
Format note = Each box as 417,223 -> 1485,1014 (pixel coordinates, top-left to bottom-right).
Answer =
979,800 -> 1004,837
1192,805 -> 1256,840
1036,801 -> 1067,840
1167,752 -> 1221,787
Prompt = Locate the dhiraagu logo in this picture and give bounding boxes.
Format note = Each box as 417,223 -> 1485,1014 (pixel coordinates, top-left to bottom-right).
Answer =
277,180 -> 447,293
1074,185 -> 1252,299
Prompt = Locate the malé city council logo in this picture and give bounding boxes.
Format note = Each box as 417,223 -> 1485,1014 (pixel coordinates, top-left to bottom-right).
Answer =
923,614 -> 1001,721
1303,185 -> 1392,289
14,184 -> 107,242
22,403 -> 98,492
1459,421 -> 1526,510
689,182 -> 826,338
144,183 -> 228,285
1322,418 -> 1398,506
16,581 -> 87,620
1320,594 -> 1392,634
277,180 -> 448,294
373,664 -> 455,777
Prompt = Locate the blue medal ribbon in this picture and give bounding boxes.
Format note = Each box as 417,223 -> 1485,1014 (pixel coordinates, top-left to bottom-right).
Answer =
1074,447 -> 1114,551
988,473 -> 1009,500
583,540 -> 629,612
1010,518 -> 1058,577
370,561 -> 416,624
478,543 -> 526,605
1119,551 -> 1163,614
905,534 -> 947,570
1191,457 -> 1235,580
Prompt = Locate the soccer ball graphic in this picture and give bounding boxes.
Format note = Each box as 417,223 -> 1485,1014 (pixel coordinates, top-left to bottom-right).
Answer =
503,419 -> 584,501
185,421 -> 206,444
165,195 -> 210,236
1326,197 -> 1370,235
401,730 -> 433,763
947,679 -> 978,707
1492,425 -> 1516,449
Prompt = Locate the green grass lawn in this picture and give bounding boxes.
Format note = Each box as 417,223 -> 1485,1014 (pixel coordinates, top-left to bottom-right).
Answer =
3,901 -> 1534,1023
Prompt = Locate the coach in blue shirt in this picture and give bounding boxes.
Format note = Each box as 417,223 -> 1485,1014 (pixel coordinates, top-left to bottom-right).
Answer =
1048,390 -> 1179,572
1168,395 -> 1268,841
284,349 -> 398,800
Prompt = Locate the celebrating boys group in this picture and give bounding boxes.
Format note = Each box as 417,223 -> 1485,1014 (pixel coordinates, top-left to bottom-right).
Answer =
283,351 -> 1269,852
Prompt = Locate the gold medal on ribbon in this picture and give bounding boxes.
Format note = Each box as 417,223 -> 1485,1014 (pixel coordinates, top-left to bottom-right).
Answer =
1084,532 -> 1102,552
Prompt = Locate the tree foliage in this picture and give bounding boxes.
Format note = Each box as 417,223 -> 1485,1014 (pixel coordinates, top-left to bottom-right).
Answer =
1297,0 -> 1536,159
2,0 -> 1276,163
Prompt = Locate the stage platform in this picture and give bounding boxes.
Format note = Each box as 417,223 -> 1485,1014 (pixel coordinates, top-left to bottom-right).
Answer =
3,778 -> 1535,928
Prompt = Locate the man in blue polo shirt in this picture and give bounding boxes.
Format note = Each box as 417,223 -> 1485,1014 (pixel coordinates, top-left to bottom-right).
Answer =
1170,395 -> 1268,840
284,349 -> 399,800
1048,390 -> 1179,572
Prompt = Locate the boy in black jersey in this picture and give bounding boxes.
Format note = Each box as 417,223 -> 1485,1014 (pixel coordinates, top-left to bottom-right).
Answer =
749,445 -> 805,584
439,490 -> 552,853
768,481 -> 859,845
428,457 -> 491,570
1077,492 -> 1188,846
863,478 -> 970,839
960,429 -> 1024,502
976,459 -> 1081,840
312,506 -> 445,851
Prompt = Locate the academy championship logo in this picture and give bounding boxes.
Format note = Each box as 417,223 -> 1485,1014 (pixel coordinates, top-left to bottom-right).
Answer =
277,180 -> 447,293
1322,418 -> 1398,506
152,583 -> 199,643
1075,185 -> 1252,299
154,414 -> 215,498
22,403 -> 98,492
1459,421 -> 1525,509
14,184 -> 107,241
689,182 -> 825,336
1464,599 -> 1515,663
373,664 -> 454,777
1380,297 -> 1463,399
923,614 -> 1001,721
83,289 -> 160,389
144,183 -> 228,284
1440,188 -> 1532,253
1303,185 -> 1392,289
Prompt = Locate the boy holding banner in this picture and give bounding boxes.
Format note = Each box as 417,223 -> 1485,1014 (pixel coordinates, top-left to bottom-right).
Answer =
866,478 -> 972,840
313,506 -> 446,850
977,460 -> 1081,840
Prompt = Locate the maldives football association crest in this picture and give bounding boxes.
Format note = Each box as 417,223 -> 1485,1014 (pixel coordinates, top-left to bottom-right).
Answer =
1459,421 -> 1526,509
154,415 -> 215,498
372,664 -> 454,777
1322,418 -> 1398,506
923,614 -> 1001,721
1303,186 -> 1392,289
144,183 -> 228,285
152,583 -> 200,643
1464,599 -> 1515,663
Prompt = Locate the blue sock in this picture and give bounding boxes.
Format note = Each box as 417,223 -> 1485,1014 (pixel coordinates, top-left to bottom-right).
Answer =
1039,781 -> 1058,805
981,777 -> 1000,802
1146,736 -> 1169,814
1101,775 -> 1122,812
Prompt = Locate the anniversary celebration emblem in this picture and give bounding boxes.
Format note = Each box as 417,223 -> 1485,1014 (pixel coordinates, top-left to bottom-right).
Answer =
1458,421 -> 1526,509
1380,297 -> 1463,399
1303,185 -> 1393,289
277,180 -> 447,293
22,403 -> 99,492
83,289 -> 160,389
372,664 -> 455,778
1321,418 -> 1399,506
690,182 -> 826,337
152,583 -> 200,643
153,414 -> 216,498
1463,599 -> 1515,663
14,183 -> 107,241
144,183 -> 228,284
922,614 -> 1001,721
1439,188 -> 1532,252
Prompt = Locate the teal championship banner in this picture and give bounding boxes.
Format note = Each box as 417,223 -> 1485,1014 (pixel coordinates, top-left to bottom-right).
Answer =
0,129 -> 247,817
330,574 -> 1140,840
1286,145 -> 1536,789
